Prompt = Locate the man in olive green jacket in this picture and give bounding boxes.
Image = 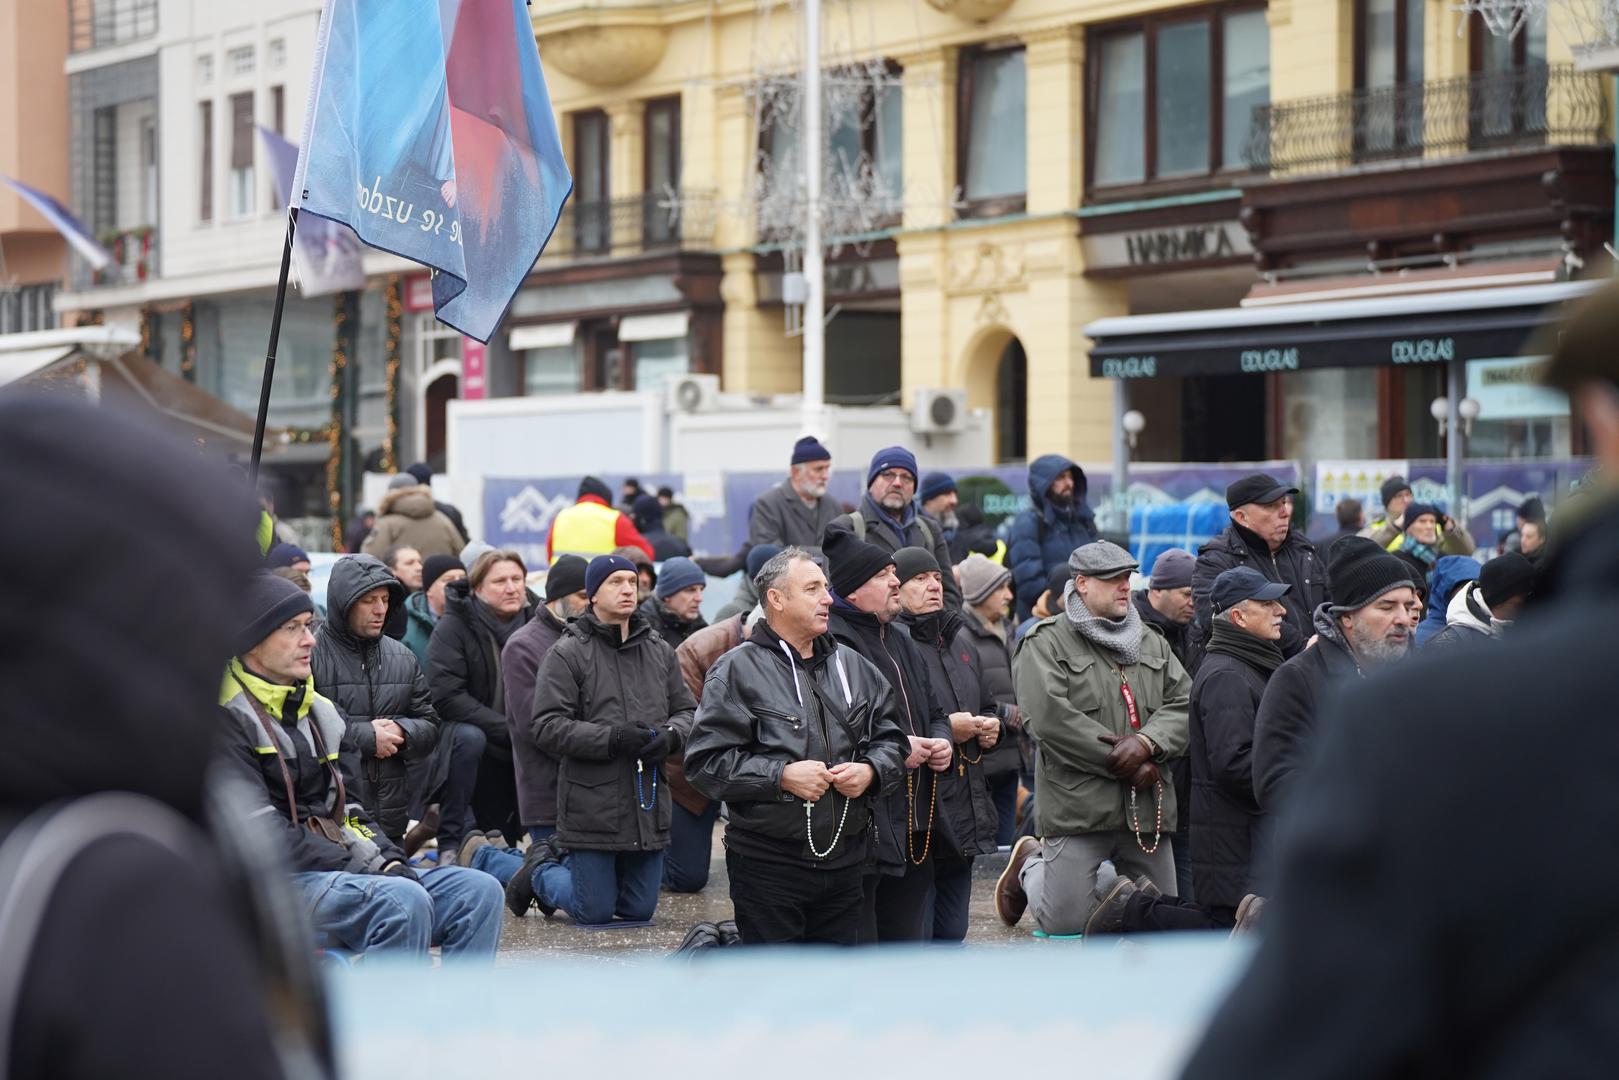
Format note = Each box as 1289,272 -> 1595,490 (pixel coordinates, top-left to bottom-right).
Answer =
998,541 -> 1190,937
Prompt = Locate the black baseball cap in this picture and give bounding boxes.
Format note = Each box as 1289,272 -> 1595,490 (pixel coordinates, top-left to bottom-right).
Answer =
1211,566 -> 1292,614
1225,473 -> 1299,510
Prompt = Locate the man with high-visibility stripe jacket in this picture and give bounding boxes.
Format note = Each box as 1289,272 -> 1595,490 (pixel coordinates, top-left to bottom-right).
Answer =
546,476 -> 656,562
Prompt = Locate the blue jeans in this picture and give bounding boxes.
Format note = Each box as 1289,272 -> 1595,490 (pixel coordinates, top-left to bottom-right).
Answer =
469,844 -> 524,887
535,849 -> 664,925
295,865 -> 503,962
990,771 -> 1019,847
662,801 -> 719,892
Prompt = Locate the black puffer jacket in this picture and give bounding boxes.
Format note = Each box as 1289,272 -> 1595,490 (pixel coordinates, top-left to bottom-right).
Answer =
960,606 -> 1023,779
312,555 -> 440,840
427,578 -> 538,762
685,621 -> 911,870
828,603 -> 952,873
531,610 -> 697,852
1187,629 -> 1280,912
903,607 -> 1003,860
1189,523 -> 1324,673
638,594 -> 707,650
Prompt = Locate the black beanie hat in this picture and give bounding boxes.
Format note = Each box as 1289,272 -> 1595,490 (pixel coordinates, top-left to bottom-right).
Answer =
237,571 -> 316,656
825,529 -> 896,598
1327,536 -> 1415,612
893,546 -> 940,583
420,554 -> 462,595
1401,503 -> 1440,531
544,554 -> 589,601
1479,553 -> 1536,608
578,476 -> 612,502
1380,475 -> 1412,508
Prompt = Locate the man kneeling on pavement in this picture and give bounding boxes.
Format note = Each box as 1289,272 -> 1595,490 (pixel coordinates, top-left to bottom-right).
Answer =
220,572 -> 502,961
997,541 -> 1190,937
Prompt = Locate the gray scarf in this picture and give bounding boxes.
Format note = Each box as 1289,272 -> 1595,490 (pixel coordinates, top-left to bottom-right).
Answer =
1064,582 -> 1144,665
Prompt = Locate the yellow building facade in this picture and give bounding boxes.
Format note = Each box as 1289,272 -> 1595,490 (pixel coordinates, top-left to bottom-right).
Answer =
526,0 -> 1605,465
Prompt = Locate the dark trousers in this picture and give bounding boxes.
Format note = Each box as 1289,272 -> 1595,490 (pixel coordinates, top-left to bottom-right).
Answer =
928,855 -> 973,943
860,846 -> 935,943
471,754 -> 519,843
726,850 -> 864,945
663,801 -> 719,892
436,722 -> 485,850
1121,891 -> 1236,933
990,772 -> 1019,847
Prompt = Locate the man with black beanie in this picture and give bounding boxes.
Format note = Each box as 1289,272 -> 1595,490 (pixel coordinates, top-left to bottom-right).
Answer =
823,529 -> 953,942
1429,552 -> 1535,649
497,554 -> 589,861
1251,536 -> 1417,828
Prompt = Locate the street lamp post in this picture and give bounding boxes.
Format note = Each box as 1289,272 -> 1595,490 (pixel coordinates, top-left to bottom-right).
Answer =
1111,385 -> 1145,536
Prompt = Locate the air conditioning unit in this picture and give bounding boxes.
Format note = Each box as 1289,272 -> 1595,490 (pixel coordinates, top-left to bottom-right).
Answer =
910,388 -> 968,434
665,373 -> 721,414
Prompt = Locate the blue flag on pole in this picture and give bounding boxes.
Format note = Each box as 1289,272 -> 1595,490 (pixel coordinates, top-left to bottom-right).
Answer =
1,175 -> 114,271
291,0 -> 572,342
257,126 -> 366,297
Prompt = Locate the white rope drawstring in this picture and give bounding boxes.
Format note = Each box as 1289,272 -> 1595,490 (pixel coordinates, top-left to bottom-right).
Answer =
777,639 -> 804,706
833,649 -> 852,707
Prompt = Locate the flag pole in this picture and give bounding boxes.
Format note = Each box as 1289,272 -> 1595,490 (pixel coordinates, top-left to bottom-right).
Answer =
250,206 -> 299,481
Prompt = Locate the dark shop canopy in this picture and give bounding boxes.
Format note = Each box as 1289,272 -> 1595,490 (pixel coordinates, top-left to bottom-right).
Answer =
1084,280 -> 1601,380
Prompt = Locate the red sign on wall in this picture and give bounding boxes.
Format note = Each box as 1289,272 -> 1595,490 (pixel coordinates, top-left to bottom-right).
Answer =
461,337 -> 487,400
404,274 -> 434,313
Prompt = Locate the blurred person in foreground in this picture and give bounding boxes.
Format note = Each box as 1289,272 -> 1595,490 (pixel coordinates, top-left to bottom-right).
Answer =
0,395 -> 328,1079
1183,283 -> 1619,1077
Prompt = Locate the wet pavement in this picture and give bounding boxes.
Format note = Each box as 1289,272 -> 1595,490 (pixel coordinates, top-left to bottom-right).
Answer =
494,825 -> 1025,961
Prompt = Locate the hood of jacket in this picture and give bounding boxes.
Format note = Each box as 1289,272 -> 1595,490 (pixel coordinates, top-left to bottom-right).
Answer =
1027,454 -> 1090,515
324,555 -> 408,650
404,588 -> 437,631
1311,602 -> 1353,654
1445,581 -> 1495,636
0,395 -> 261,821
1422,556 -> 1480,635
378,484 -> 436,519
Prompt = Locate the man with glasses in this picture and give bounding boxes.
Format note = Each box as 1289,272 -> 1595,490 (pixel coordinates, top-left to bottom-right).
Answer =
824,445 -> 962,608
749,436 -> 843,554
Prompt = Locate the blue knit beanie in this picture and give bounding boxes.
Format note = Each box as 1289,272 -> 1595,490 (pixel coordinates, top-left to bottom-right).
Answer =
866,446 -> 919,488
586,554 -> 638,599
791,435 -> 832,465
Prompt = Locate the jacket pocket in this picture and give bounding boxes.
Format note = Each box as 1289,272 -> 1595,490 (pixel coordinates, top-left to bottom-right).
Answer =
1053,652 -> 1102,714
560,759 -> 624,840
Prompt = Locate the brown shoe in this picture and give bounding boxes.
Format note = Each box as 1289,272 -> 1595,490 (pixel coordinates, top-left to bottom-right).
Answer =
995,835 -> 1042,926
1084,876 -> 1136,937
1230,894 -> 1266,937
402,805 -> 441,857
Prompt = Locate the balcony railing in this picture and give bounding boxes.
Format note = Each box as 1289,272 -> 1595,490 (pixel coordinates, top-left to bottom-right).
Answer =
73,226 -> 157,289
1245,63 -> 1610,174
546,191 -> 717,261
69,0 -> 158,52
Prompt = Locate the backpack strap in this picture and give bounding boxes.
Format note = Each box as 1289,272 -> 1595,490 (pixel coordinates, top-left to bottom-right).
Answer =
850,511 -> 866,542
0,794 -> 198,1072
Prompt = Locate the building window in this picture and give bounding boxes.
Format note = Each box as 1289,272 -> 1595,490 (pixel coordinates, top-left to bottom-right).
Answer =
198,100 -> 213,222
643,96 -> 681,244
228,92 -> 254,219
761,68 -> 904,234
522,345 -> 583,395
140,114 -> 158,227
1087,4 -> 1269,192
0,284 -> 57,334
268,38 -> 286,69
958,47 -> 1026,215
1470,10 -> 1549,144
573,110 -> 610,252
1354,0 -> 1426,154
197,54 -> 214,84
91,106 -> 117,234
227,46 -> 255,77
630,337 -> 688,393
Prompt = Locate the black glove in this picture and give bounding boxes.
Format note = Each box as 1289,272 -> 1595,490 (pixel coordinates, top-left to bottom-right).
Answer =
609,726 -> 647,759
380,860 -> 420,882
638,727 -> 678,765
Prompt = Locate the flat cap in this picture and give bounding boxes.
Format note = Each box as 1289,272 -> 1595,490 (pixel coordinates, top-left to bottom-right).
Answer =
1068,540 -> 1139,579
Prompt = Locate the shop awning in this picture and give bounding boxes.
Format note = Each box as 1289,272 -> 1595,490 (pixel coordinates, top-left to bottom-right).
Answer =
618,311 -> 689,342
1084,280 -> 1601,379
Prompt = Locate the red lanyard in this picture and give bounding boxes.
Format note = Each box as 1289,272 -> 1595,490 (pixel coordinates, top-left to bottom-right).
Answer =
1119,673 -> 1141,731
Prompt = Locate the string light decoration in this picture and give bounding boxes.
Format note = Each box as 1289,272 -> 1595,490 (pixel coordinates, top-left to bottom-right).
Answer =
326,292 -> 352,551
139,306 -> 153,358
179,301 -> 196,380
381,275 -> 402,474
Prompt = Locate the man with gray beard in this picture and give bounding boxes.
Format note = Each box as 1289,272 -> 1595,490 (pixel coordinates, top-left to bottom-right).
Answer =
1252,537 -> 1417,830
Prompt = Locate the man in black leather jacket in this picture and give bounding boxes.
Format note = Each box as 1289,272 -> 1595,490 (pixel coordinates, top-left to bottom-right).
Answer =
685,548 -> 911,944
312,555 -> 441,843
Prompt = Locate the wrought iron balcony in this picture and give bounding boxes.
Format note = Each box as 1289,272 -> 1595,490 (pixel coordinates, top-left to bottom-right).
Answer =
69,0 -> 158,53
545,190 -> 717,261
1245,63 -> 1610,175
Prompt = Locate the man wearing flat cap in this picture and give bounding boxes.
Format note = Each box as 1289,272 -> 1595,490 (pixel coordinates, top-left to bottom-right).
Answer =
997,541 -> 1190,936
1187,473 -> 1325,675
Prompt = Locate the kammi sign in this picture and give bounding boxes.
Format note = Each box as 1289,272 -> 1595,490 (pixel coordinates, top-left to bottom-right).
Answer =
1467,356 -> 1568,419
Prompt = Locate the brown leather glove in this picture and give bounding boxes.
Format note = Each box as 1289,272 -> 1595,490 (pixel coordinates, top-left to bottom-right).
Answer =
1128,761 -> 1161,791
1099,733 -> 1152,778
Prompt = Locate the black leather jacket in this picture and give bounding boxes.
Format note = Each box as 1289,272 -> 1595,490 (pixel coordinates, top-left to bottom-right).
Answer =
685,621 -> 910,870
